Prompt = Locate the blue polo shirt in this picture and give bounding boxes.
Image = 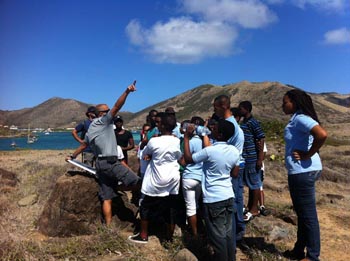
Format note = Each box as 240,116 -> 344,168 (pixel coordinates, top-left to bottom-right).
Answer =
226,116 -> 245,154
284,113 -> 322,175
192,142 -> 239,203
183,135 -> 203,182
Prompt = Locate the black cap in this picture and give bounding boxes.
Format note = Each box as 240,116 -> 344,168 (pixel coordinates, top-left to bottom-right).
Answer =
113,115 -> 123,122
86,106 -> 97,117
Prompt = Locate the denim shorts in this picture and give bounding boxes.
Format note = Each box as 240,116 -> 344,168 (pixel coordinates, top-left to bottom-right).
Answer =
243,163 -> 262,190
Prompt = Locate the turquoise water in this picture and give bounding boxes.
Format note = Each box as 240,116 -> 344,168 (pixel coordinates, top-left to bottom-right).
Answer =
0,131 -> 141,151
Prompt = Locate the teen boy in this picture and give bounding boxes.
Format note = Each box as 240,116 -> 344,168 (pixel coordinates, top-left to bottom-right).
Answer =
183,119 -> 240,261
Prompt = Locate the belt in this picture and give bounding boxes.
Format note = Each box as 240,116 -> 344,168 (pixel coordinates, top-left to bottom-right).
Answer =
97,156 -> 118,163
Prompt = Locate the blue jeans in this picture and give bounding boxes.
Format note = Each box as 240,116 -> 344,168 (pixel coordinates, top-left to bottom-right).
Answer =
203,198 -> 235,261
232,167 -> 245,241
288,171 -> 321,261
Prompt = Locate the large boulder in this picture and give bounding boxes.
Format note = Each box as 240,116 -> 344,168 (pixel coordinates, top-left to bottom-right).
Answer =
37,172 -> 138,237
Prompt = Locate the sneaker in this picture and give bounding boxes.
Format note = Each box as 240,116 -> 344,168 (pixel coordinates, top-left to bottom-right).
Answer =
259,206 -> 271,216
128,233 -> 148,244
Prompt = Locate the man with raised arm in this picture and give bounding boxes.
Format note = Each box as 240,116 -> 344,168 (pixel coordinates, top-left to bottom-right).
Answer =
66,82 -> 140,225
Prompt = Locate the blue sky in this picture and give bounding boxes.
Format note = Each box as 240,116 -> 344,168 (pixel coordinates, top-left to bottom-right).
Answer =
1,0 -> 349,113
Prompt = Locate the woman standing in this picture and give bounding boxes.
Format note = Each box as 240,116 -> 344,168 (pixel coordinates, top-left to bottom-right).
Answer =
282,89 -> 327,261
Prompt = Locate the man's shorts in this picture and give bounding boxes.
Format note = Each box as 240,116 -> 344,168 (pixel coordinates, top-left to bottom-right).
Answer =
243,163 -> 262,190
96,158 -> 140,201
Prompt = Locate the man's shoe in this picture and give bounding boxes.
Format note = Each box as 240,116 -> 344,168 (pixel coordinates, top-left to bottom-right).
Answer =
283,249 -> 305,260
237,239 -> 250,251
259,206 -> 271,216
128,233 -> 148,244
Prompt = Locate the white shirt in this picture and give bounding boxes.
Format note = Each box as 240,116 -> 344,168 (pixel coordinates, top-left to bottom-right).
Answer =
141,135 -> 182,196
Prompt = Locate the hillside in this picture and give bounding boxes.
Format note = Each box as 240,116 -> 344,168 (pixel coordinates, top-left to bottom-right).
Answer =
127,81 -> 350,128
1,81 -> 349,129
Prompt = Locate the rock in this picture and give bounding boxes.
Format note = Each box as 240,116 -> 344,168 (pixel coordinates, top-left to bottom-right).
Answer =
281,214 -> 297,226
37,173 -> 138,237
173,248 -> 198,261
268,226 -> 290,241
326,194 -> 344,200
18,194 -> 38,206
0,168 -> 19,189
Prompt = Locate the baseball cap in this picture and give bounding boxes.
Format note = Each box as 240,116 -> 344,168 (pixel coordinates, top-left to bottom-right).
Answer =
113,115 -> 123,122
86,106 -> 97,116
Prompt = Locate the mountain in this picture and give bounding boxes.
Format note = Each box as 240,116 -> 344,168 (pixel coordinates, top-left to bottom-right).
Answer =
127,81 -> 350,128
0,97 -> 133,129
1,81 -> 349,129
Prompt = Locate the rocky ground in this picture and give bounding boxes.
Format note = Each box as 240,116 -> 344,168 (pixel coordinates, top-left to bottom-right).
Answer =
0,129 -> 349,260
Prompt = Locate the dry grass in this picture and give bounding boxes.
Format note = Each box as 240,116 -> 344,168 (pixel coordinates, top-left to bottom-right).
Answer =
0,141 -> 350,260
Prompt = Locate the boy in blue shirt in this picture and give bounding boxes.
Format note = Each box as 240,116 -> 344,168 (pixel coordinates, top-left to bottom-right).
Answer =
183,119 -> 240,261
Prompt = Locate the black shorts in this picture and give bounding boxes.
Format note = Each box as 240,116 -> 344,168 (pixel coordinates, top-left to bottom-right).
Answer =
96,158 -> 140,201
139,195 -> 177,224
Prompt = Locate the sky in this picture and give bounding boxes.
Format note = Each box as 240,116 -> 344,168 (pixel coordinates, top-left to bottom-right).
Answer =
1,0 -> 349,113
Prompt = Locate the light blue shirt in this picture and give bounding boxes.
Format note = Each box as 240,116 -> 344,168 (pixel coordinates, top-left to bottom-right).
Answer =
172,122 -> 183,139
183,135 -> 203,182
192,142 -> 239,203
226,116 -> 245,164
284,113 -> 322,175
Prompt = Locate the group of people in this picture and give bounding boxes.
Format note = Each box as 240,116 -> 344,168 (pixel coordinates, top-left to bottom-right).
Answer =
67,82 -> 327,261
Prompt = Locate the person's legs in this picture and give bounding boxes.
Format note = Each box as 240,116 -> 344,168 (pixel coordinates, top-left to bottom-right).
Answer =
102,199 -> 113,225
288,171 -> 321,261
203,198 -> 235,261
243,164 -> 262,220
183,178 -> 201,236
259,169 -> 265,206
250,189 -> 260,214
232,169 -> 245,241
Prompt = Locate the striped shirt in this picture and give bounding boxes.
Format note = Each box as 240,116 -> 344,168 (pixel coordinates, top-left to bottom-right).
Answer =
241,116 -> 265,164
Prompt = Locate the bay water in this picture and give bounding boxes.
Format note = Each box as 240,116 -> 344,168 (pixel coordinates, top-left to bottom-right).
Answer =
0,131 -> 141,151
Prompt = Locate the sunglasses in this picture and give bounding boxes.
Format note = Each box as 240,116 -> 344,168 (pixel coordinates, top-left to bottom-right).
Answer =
99,109 -> 110,113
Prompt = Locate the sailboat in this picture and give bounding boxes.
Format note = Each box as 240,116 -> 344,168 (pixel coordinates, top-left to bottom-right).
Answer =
27,125 -> 35,144
44,127 -> 52,135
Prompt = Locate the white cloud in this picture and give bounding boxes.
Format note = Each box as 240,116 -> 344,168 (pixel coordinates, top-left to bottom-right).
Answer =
126,17 -> 238,64
323,27 -> 350,44
291,0 -> 347,12
181,0 -> 278,29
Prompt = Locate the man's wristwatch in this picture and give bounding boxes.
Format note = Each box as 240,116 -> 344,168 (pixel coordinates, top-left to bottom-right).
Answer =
69,154 -> 76,159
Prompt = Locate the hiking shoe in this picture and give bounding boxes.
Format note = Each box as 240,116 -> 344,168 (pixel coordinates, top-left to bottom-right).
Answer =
128,233 -> 148,244
259,206 -> 271,216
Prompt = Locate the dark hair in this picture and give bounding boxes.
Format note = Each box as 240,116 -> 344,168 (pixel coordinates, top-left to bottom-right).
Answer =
285,89 -> 320,123
190,116 -> 205,126
214,94 -> 231,107
157,112 -> 176,132
230,107 -> 241,117
239,101 -> 252,112
217,119 -> 235,141
149,109 -> 158,117
142,123 -> 151,129
208,113 -> 221,125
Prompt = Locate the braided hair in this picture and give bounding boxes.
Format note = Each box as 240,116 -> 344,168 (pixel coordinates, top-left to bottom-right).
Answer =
285,89 -> 320,123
